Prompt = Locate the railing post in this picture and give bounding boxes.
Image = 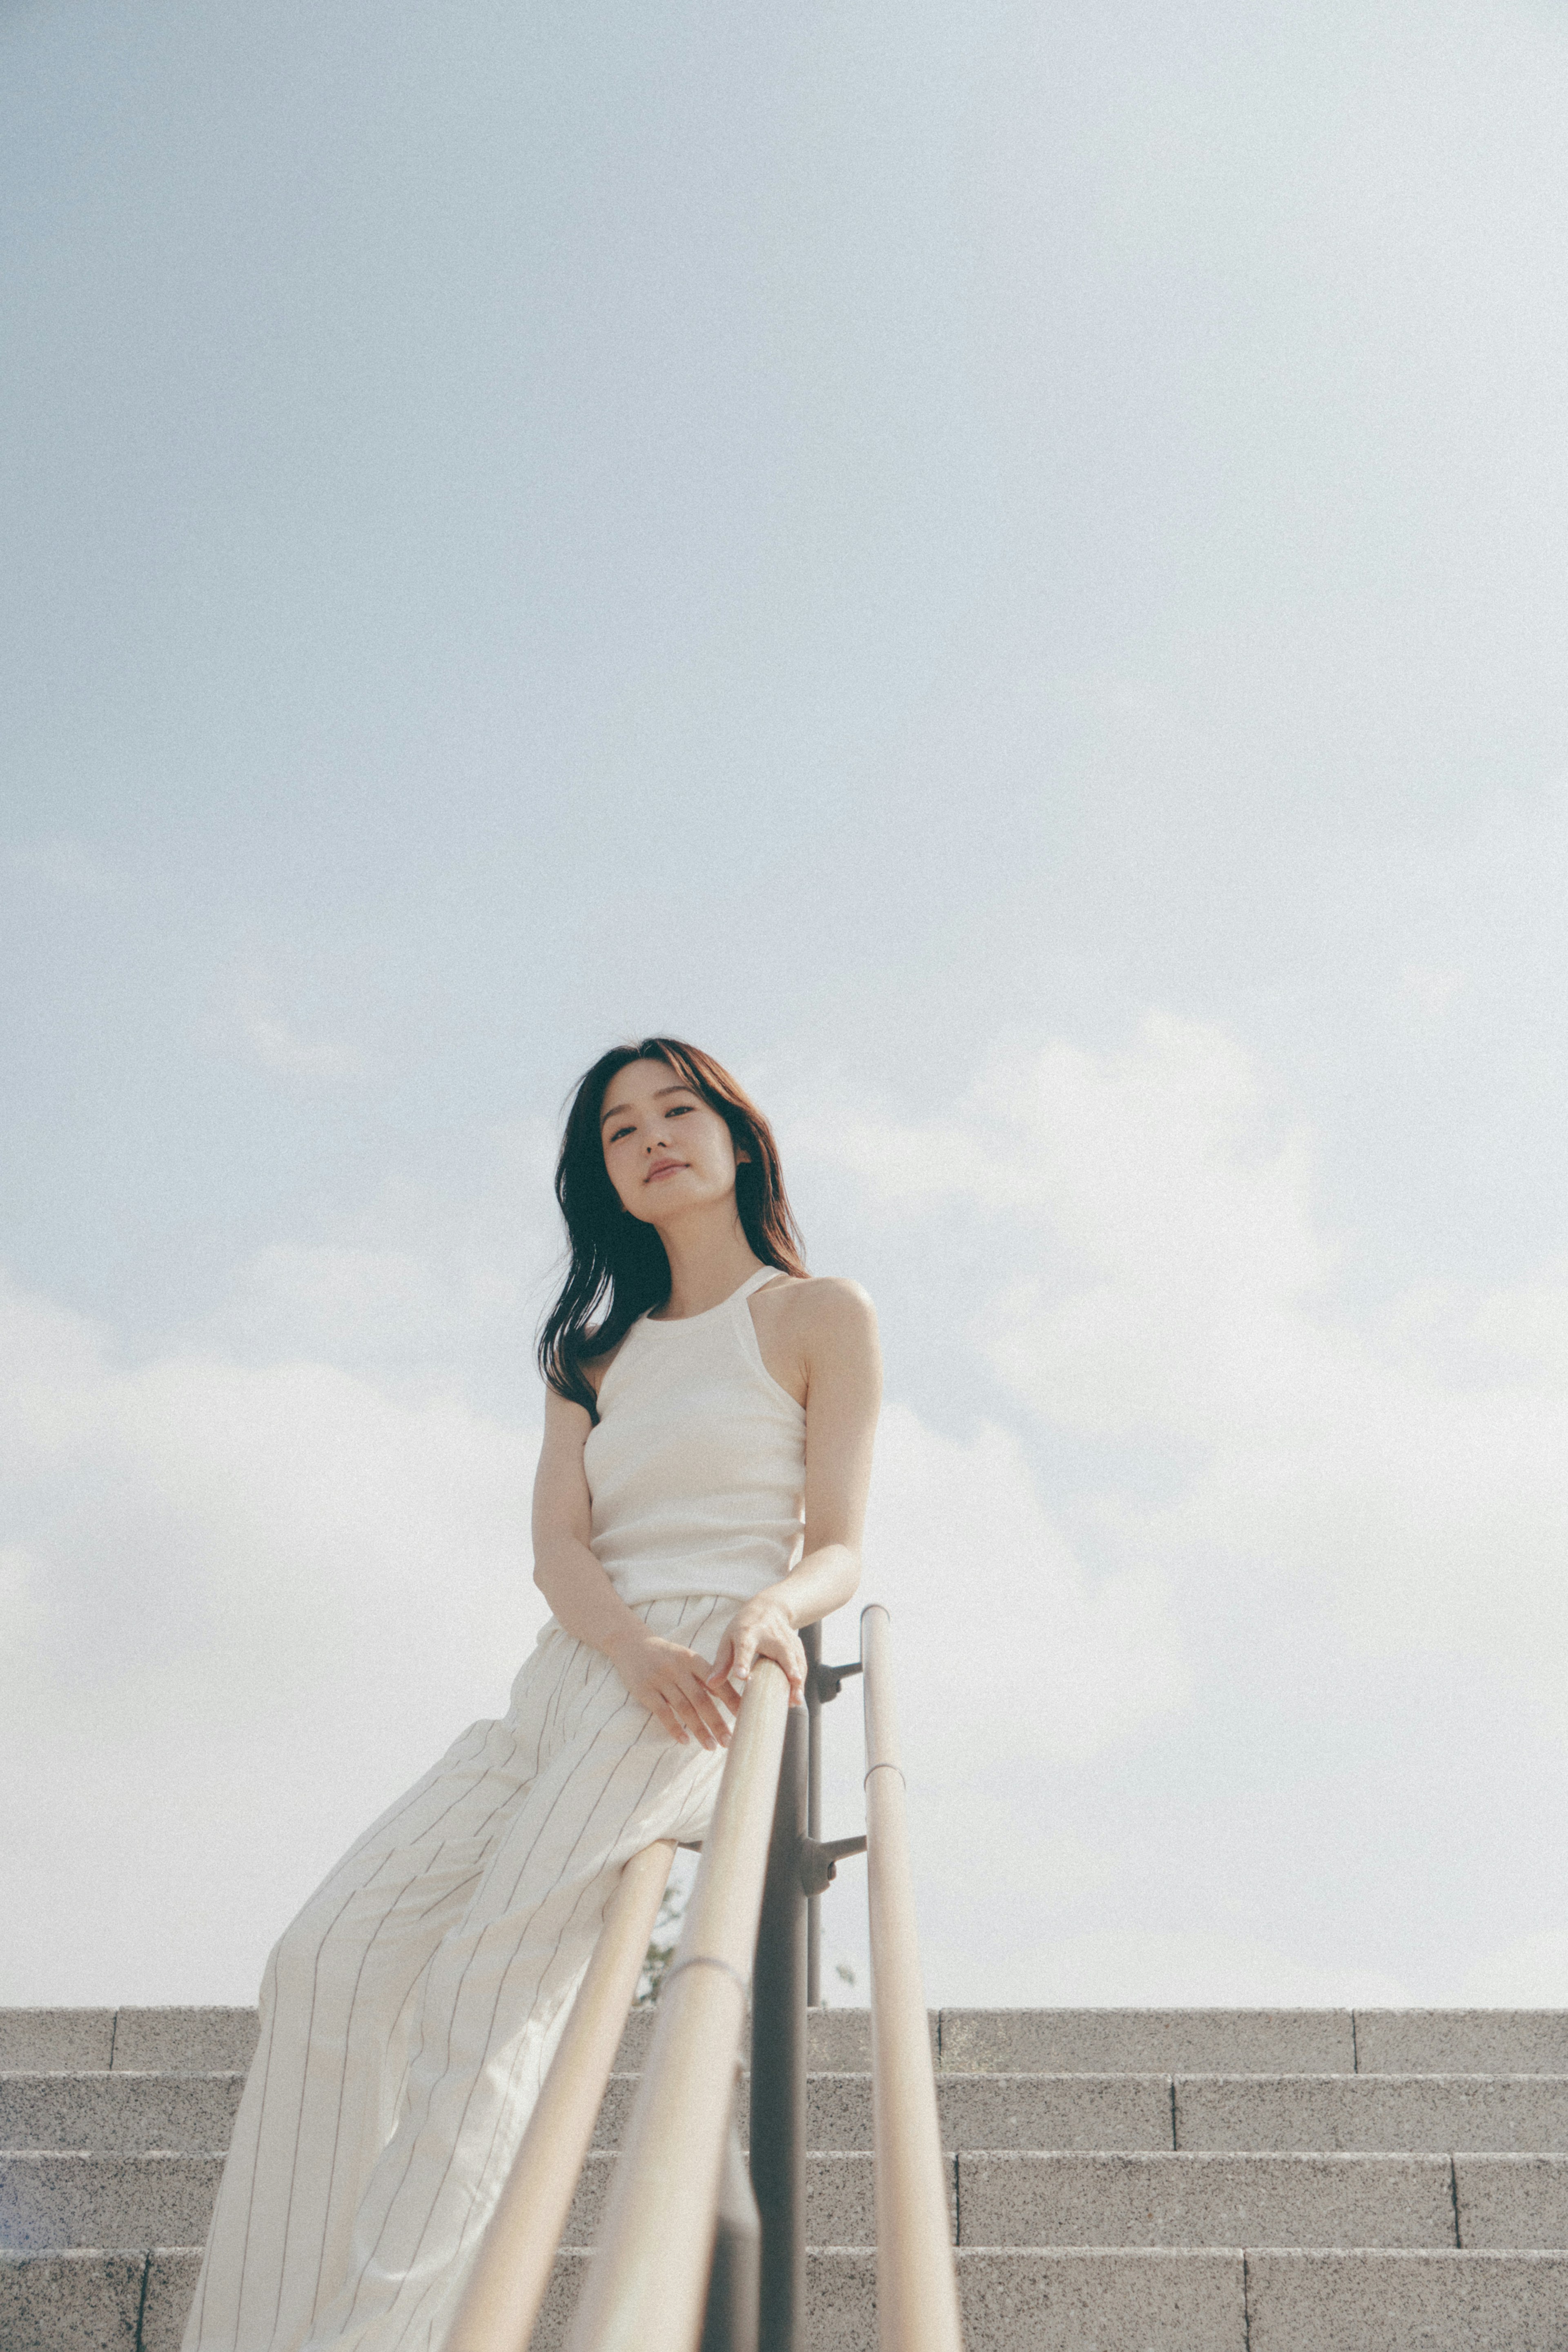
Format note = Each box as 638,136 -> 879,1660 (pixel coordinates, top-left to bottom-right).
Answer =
749,1696 -> 807,2352
699,2116 -> 761,2352
803,1621 -> 823,2009
861,1604 -> 964,2352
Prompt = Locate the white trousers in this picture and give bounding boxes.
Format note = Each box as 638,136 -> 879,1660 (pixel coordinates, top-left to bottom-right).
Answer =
183,1594 -> 735,2352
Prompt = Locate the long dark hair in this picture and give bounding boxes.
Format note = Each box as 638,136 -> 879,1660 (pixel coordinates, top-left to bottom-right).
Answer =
537,1037 -> 808,1418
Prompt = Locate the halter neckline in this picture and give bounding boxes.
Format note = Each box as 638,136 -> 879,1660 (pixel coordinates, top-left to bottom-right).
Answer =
642,1263 -> 785,1328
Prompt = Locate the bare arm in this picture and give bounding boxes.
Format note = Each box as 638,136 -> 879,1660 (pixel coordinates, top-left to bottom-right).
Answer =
531,1385 -> 735,1749
705,1278 -> 883,1707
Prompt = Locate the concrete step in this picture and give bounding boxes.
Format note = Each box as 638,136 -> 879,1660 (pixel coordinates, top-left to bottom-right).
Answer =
0,2150 -> 896,2258
572,2147 -> 1568,2251
1241,2248 -> 1568,2352
0,2071 -> 244,2154
12,2244 -> 1568,2352
0,2010 -> 259,2074
0,2249 -> 149,2352
0,2014 -> 117,2074
0,2154 -> 223,2253
1354,2012 -> 1568,2077
1458,2153 -> 1568,2249
941,2008 -> 1568,2077
14,2143 -> 1568,2259
958,2151 -> 1460,2248
12,2066 -> 1568,2162
943,2010 -> 1356,2075
662,2069 -> 1568,2155
0,2066 -> 1184,2169
590,2070 -> 1180,2151
568,2150 -> 894,2248
11,2005 -> 1568,2078
0,2006 -> 884,2079
541,2245 -> 1254,2352
0,2066 -> 1178,2163
11,2002 -> 1568,2350
1173,2072 -> 1568,2153
566,2243 -> 1568,2349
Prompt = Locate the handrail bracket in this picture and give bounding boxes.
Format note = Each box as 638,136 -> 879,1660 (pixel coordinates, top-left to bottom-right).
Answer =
797,1833 -> 866,1898
811,1658 -> 863,1705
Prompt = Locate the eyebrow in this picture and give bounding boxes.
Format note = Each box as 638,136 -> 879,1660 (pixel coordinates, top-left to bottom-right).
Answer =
599,1083 -> 696,1126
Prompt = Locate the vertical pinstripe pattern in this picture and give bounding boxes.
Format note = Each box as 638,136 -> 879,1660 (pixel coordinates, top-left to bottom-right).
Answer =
183,1595 -> 733,2352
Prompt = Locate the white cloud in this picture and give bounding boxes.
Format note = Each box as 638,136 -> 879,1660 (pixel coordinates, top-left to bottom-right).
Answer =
213,1122 -> 561,1400
812,1014 -> 1568,1715
4,1213 -> 1187,2006
1,1127 -> 564,2003
795,1012 -> 1568,2002
0,1270 -> 544,2003
857,1402 -> 1187,1768
13,1014 -> 1568,2011
811,1399 -> 1188,2006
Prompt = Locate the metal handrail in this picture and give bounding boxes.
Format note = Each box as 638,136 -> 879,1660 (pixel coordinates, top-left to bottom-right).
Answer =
861,1603 -> 964,2352
444,1837 -> 677,2352
565,1657 -> 793,2352
449,1606 -> 957,2352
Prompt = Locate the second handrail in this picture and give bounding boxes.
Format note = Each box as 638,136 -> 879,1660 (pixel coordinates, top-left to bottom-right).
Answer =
445,1838 -> 676,2352
862,1603 -> 963,2352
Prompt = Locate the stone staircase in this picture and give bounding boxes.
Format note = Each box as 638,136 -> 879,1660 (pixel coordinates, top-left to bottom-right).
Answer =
3,2005 -> 1568,2348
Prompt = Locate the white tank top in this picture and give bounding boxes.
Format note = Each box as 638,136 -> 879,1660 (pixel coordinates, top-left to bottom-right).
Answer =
583,1264 -> 806,1607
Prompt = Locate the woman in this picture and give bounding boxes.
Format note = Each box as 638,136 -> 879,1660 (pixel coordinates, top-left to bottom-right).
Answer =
184,1036 -> 882,2352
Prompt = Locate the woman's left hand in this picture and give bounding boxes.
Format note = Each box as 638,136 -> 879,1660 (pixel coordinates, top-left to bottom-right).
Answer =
706,1597 -> 807,1710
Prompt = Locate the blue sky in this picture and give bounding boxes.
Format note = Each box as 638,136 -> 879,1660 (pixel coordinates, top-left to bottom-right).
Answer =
5,0 -> 1568,2006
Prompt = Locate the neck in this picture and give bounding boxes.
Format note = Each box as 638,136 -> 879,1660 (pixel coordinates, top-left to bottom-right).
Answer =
652,1202 -> 763,1320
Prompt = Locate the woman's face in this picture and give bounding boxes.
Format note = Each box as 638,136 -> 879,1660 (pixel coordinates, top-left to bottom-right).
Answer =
599,1058 -> 746,1224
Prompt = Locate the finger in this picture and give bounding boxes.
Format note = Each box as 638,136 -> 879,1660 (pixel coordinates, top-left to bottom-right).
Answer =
648,1684 -> 700,1740
762,1634 -> 806,1705
668,1688 -> 719,1750
677,1674 -> 733,1748
704,1635 -> 735,1692
700,1673 -> 737,1725
776,1630 -> 804,1676
686,1682 -> 735,1746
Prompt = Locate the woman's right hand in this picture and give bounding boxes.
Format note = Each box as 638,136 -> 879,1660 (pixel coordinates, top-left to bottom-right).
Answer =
610,1631 -> 736,1750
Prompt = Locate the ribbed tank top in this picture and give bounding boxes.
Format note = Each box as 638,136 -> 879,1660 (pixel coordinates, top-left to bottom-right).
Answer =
583,1264 -> 807,1608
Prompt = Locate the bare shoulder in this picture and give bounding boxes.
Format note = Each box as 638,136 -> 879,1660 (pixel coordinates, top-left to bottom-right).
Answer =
749,1274 -> 879,1413
760,1273 -> 879,1350
801,1273 -> 875,1323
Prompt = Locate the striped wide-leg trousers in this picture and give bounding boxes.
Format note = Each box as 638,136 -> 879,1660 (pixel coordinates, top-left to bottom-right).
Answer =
183,1594 -> 736,2352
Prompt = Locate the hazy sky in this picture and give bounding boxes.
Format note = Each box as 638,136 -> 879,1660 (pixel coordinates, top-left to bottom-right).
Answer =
6,0 -> 1568,2007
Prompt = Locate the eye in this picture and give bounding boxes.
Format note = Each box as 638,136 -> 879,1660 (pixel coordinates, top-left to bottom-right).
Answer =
609,1123 -> 634,1144
668,1103 -> 694,1117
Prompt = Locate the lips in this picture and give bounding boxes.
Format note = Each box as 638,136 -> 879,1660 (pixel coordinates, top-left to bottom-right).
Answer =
644,1159 -> 687,1182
